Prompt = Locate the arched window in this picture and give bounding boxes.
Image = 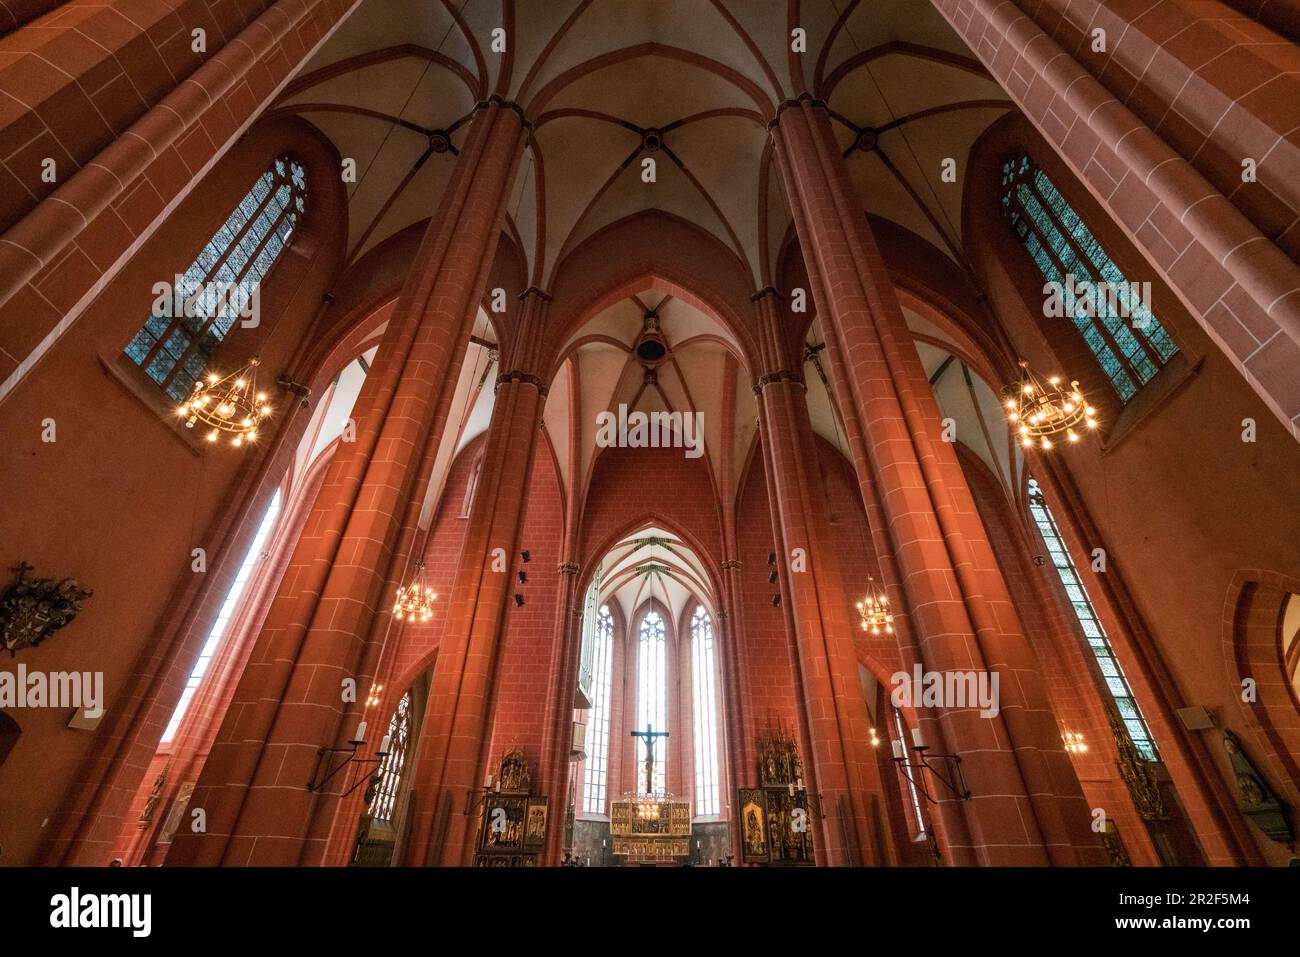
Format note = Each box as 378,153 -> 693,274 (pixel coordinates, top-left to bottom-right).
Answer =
1001,153 -> 1177,402
370,690 -> 413,822
1027,479 -> 1158,759
124,156 -> 308,401
690,606 -> 720,815
582,605 -> 615,814
636,609 -> 668,796
160,489 -> 282,744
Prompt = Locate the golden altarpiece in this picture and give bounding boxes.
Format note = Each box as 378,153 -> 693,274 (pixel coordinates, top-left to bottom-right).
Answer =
473,750 -> 549,867
736,728 -> 815,865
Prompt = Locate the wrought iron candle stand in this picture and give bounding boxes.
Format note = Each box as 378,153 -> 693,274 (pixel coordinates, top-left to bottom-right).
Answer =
306,733 -> 390,800
892,742 -> 972,804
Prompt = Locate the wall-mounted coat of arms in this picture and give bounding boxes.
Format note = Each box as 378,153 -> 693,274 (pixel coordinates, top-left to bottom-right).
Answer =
0,562 -> 93,657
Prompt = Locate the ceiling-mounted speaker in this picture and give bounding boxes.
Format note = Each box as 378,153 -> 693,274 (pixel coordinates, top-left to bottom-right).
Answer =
521,550 -> 531,563
514,594 -> 525,607
518,571 -> 528,584
771,594 -> 781,607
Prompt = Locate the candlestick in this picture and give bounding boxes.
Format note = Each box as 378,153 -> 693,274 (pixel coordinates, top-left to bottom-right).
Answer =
911,728 -> 924,749
891,739 -> 904,760
354,720 -> 367,744
379,734 -> 391,755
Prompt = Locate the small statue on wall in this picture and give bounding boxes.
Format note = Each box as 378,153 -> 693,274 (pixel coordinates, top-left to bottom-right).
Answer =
0,562 -> 93,657
1223,730 -> 1293,845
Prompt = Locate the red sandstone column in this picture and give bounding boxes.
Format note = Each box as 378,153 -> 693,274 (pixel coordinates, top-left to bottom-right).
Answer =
751,289 -> 889,866
772,97 -> 1105,866
715,355 -> 755,834
539,562 -> 585,866
404,290 -> 550,867
165,99 -> 527,866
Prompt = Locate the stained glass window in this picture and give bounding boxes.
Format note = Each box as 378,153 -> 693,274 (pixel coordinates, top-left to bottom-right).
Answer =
691,606 -> 720,815
1001,153 -> 1177,402
582,606 -> 615,814
636,610 -> 668,796
1027,479 -> 1158,760
125,156 -> 307,401
160,490 -> 281,744
370,691 -> 413,822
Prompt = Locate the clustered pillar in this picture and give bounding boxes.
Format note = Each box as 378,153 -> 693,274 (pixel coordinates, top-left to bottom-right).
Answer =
751,289 -> 889,867
404,288 -> 550,867
770,96 -> 1105,866
167,99 -> 528,866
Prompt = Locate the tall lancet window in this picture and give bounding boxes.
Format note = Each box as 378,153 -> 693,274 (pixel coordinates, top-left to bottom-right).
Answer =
370,691 -> 413,822
1001,153 -> 1177,402
124,155 -> 308,401
582,606 -> 615,814
1028,479 -> 1158,760
691,606 -> 721,815
161,489 -> 281,744
636,610 -> 668,796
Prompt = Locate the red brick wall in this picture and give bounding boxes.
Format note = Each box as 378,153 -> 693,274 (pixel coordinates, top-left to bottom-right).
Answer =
485,442 -> 565,769
735,447 -> 800,736
0,118 -> 346,866
389,436 -> 483,690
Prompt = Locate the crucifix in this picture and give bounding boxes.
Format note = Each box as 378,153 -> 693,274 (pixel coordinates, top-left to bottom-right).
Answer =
630,723 -> 669,795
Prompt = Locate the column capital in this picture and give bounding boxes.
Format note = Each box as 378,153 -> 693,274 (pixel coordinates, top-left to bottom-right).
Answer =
750,286 -> 782,303
519,286 -> 552,303
495,370 -> 548,396
752,370 -> 806,396
557,561 -> 581,576
769,93 -> 828,128
720,558 -> 742,570
474,94 -> 531,130
715,608 -> 729,620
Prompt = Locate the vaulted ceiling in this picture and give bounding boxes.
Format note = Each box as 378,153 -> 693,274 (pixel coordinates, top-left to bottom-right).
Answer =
597,526 -> 716,627
279,1 -> 1021,527
275,0 -> 1012,281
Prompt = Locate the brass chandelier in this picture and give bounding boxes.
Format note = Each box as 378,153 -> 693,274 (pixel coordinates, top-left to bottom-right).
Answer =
177,356 -> 272,446
392,560 -> 435,622
1003,360 -> 1097,450
857,577 -> 894,635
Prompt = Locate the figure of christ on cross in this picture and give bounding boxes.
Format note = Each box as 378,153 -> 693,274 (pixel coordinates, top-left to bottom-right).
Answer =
630,723 -> 669,795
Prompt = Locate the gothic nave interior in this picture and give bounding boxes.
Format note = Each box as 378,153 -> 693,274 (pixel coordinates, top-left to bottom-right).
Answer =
1,0 -> 1299,895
